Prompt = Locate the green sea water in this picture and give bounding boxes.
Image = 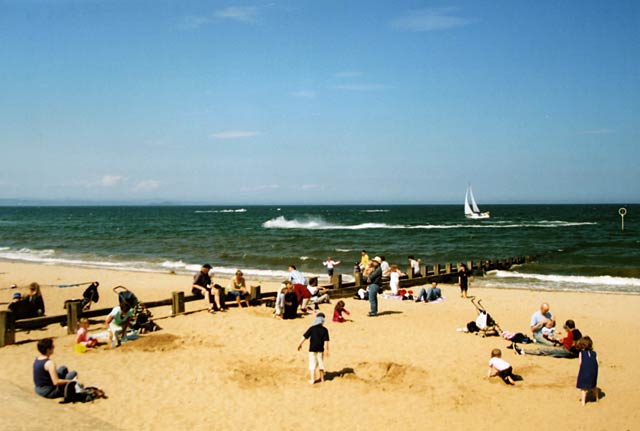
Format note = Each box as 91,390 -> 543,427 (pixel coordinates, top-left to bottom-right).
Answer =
0,205 -> 638,293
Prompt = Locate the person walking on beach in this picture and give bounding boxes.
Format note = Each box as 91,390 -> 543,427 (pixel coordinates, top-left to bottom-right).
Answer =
297,312 -> 330,384
367,257 -> 383,316
487,348 -> 516,385
408,256 -> 422,278
192,264 -> 224,314
576,336 -> 598,405
322,257 -> 341,282
458,264 -> 469,298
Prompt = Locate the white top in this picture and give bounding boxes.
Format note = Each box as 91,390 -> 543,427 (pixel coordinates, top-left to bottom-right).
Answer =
389,272 -> 400,288
489,357 -> 511,371
410,259 -> 420,273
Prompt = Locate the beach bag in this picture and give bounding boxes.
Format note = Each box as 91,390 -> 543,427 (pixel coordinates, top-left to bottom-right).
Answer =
61,382 -> 106,404
466,321 -> 480,333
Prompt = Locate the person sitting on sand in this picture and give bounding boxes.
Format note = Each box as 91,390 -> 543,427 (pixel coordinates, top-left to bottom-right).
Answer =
76,317 -> 98,348
105,302 -> 133,347
541,320 -> 560,345
515,319 -> 582,358
487,348 -> 516,385
530,302 -> 556,346
33,338 -> 78,398
283,283 -> 298,320
416,281 -> 442,303
192,264 -> 224,314
228,270 -> 251,309
333,300 -> 351,322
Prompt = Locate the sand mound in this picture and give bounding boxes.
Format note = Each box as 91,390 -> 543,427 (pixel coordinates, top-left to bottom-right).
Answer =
353,361 -> 430,391
119,333 -> 181,352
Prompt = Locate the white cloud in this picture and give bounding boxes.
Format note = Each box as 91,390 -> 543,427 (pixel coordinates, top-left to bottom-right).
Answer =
299,184 -> 322,190
133,180 -> 160,192
392,7 -> 474,32
329,84 -> 390,92
240,184 -> 280,192
99,175 -> 124,187
579,128 -> 615,135
215,6 -> 259,23
334,71 -> 363,78
182,15 -> 213,29
290,90 -> 317,98
210,130 -> 260,139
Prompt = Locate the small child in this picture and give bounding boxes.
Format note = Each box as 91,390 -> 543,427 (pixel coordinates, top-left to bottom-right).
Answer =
488,348 -> 516,385
75,318 -> 98,348
333,300 -> 351,322
388,265 -> 402,296
297,312 -> 330,384
541,320 -> 560,345
576,336 -> 598,406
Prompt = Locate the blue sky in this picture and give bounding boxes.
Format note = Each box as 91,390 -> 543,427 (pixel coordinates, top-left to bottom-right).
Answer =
1,0 -> 638,204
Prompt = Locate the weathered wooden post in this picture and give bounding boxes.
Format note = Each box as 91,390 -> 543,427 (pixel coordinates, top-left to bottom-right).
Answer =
66,300 -> 83,335
433,264 -> 441,275
476,261 -> 482,271
445,263 -> 452,274
332,274 -> 342,289
354,272 -> 361,287
250,285 -> 261,304
0,310 -> 15,347
172,291 -> 185,315
467,261 -> 473,271
407,266 -> 414,279
420,264 -> 427,278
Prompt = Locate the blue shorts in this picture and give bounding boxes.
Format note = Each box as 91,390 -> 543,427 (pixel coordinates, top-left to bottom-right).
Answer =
229,290 -> 248,298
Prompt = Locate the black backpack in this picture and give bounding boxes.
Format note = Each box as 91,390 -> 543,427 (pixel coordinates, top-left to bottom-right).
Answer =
61,382 -> 105,404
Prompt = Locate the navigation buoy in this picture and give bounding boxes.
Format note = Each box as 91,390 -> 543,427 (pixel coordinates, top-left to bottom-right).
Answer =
619,207 -> 627,232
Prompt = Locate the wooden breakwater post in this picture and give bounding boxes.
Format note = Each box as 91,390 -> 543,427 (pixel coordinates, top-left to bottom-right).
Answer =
65,300 -> 83,335
353,271 -> 362,287
0,310 -> 15,347
332,274 -> 342,289
172,291 -> 185,315
250,285 -> 261,303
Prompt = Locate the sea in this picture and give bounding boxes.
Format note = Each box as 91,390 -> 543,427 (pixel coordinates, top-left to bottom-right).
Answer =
0,205 -> 638,294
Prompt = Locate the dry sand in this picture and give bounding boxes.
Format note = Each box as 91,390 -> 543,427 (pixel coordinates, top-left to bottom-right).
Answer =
1,261 -> 638,431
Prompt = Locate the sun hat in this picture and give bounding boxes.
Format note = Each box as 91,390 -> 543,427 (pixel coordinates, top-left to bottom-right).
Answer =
373,256 -> 382,264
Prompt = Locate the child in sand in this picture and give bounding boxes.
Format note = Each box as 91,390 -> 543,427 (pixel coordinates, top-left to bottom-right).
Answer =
388,265 -> 403,296
297,312 -> 330,384
75,318 -> 98,348
333,300 -> 351,322
487,348 -> 516,385
541,320 -> 560,345
576,336 -> 598,406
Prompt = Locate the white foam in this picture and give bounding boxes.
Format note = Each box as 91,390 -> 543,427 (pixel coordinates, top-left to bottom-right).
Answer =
195,208 -> 247,214
490,270 -> 640,287
361,209 -> 390,213
262,216 -> 597,231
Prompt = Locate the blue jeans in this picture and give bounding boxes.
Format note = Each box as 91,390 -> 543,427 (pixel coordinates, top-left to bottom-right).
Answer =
35,366 -> 77,398
368,284 -> 380,315
533,332 -> 555,346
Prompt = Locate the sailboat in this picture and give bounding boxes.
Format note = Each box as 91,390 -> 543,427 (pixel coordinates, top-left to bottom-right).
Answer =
464,185 -> 491,219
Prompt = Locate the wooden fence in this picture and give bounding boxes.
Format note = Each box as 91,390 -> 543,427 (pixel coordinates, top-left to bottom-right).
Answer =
0,256 -> 531,347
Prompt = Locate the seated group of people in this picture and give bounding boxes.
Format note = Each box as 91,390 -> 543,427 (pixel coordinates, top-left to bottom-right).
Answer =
516,302 -> 583,358
273,266 -> 331,319
7,282 -> 45,320
191,264 -> 253,313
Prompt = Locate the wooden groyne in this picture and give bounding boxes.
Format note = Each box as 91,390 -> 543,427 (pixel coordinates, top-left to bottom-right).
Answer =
0,256 -> 531,347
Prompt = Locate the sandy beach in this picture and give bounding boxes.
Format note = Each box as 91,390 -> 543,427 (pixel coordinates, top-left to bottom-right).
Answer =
1,260 -> 638,431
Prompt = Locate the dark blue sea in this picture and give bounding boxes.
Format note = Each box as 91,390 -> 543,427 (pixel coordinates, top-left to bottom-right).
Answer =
0,205 -> 638,294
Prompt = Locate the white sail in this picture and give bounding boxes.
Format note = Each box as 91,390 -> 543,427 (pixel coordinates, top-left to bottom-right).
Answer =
469,187 -> 481,213
464,185 -> 490,219
464,188 -> 474,216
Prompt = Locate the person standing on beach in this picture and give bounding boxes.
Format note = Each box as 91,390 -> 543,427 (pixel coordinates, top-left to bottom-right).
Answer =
367,257 -> 383,316
529,302 -> 555,346
408,256 -> 422,278
192,264 -> 224,314
458,264 -> 469,298
576,336 -> 598,405
297,312 -> 330,384
322,257 -> 341,282
360,250 -> 370,271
